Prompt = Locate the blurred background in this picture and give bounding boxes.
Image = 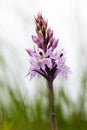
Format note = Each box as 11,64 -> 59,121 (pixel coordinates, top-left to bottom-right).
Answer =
0,0 -> 87,130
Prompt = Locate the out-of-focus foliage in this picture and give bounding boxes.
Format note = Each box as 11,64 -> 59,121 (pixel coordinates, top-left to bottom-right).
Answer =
0,47 -> 87,130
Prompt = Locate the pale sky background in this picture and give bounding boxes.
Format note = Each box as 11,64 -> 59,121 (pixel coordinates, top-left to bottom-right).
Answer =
0,0 -> 87,101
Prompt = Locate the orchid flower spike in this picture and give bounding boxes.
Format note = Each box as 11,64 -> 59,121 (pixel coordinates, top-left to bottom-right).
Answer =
26,12 -> 71,81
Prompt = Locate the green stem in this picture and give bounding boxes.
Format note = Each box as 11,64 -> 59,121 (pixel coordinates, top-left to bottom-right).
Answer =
47,80 -> 58,130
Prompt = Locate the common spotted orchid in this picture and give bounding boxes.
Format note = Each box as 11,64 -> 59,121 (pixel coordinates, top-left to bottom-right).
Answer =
26,12 -> 71,130
26,12 -> 71,81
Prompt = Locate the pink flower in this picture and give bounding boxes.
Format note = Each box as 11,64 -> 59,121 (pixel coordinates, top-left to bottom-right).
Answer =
26,12 -> 71,81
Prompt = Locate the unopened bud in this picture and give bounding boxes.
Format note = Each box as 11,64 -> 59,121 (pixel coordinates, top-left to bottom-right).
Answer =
38,11 -> 42,19
47,28 -> 53,38
52,39 -> 59,49
32,35 -> 38,43
42,20 -> 47,30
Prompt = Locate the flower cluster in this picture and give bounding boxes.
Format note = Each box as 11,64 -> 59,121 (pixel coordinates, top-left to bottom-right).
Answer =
26,12 -> 71,81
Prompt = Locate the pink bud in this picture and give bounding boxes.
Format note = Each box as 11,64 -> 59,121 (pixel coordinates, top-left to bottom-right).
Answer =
52,39 -> 59,49
47,28 -> 53,38
32,35 -> 38,43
